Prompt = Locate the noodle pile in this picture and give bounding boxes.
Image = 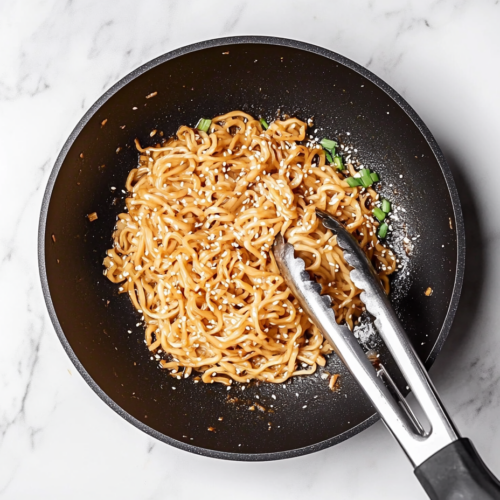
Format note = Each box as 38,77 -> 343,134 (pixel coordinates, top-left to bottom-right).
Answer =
103,111 -> 396,385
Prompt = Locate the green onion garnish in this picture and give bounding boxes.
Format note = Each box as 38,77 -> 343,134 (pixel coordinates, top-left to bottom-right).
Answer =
360,168 -> 371,176
360,172 -> 373,188
381,199 -> 391,213
373,207 -> 386,222
378,222 -> 389,239
260,118 -> 269,130
370,172 -> 380,182
196,118 -> 212,133
334,156 -> 344,171
320,138 -> 337,152
346,177 -> 362,187
325,150 -> 334,164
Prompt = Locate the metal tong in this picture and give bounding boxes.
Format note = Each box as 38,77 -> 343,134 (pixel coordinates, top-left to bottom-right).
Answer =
273,209 -> 500,500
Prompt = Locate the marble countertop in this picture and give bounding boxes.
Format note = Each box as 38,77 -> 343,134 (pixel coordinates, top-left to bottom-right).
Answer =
2,1 -> 500,498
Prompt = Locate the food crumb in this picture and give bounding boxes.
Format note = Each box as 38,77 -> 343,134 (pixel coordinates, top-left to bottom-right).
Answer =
101,119 -> 108,127
207,427 -> 215,432
150,129 -> 157,137
218,417 -> 223,421
249,405 -> 255,411
222,51 -> 229,55
79,152 -> 84,159
329,374 -> 340,391
146,91 -> 158,99
88,212 -> 98,222
449,218 -> 453,230
51,234 -> 56,243
425,287 -> 433,296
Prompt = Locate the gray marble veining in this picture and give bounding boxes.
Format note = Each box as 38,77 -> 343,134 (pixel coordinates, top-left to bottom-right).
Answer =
1,1 -> 500,498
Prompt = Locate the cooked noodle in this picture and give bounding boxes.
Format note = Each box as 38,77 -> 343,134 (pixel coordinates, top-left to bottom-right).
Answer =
103,111 -> 396,385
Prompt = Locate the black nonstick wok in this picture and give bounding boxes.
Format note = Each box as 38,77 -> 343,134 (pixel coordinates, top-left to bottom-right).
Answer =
39,37 -> 465,461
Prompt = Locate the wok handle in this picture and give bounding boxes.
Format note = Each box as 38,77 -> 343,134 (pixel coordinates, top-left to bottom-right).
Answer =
415,438 -> 500,499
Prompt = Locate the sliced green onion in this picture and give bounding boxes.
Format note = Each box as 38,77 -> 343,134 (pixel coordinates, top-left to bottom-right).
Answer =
346,177 -> 362,187
360,172 -> 373,188
378,222 -> 389,239
260,118 -> 269,130
320,138 -> 337,152
373,207 -> 386,222
370,172 -> 380,182
381,199 -> 391,213
360,168 -> 371,176
325,150 -> 334,164
196,118 -> 212,133
334,156 -> 344,171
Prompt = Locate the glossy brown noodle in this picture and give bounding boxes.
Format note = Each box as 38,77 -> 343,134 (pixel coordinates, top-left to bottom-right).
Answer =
103,111 -> 396,385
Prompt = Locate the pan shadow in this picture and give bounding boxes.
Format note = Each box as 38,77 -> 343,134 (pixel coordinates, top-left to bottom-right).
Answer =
429,150 -> 486,386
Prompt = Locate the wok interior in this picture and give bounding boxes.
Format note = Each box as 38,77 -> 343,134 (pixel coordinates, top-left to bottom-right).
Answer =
43,42 -> 458,458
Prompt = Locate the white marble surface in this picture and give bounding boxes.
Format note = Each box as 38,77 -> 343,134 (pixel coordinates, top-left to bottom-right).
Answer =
1,0 -> 500,498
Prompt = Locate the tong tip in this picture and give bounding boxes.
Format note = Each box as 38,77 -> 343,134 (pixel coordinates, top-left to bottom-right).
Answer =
315,208 -> 342,233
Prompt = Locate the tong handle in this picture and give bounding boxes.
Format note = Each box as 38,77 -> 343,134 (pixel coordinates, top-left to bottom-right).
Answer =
415,438 -> 500,500
356,277 -> 459,466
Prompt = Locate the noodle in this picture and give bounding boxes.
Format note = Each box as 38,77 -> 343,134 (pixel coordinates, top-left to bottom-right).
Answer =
103,111 -> 396,385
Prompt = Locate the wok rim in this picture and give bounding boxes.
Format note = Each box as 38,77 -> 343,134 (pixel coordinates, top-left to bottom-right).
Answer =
38,35 -> 466,462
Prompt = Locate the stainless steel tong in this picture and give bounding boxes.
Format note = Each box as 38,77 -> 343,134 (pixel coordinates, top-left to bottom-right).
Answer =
273,209 -> 500,500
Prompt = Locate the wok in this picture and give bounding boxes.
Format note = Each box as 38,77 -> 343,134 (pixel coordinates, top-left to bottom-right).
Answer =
39,36 -> 465,460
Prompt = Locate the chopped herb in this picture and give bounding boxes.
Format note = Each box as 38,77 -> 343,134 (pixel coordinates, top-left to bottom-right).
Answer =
378,222 -> 389,238
360,168 -> 371,176
260,118 -> 269,130
196,118 -> 212,132
370,172 -> 380,182
334,156 -> 344,171
320,138 -> 337,153
346,177 -> 362,187
325,150 -> 334,163
373,207 -> 386,222
360,171 -> 374,188
381,199 -> 391,213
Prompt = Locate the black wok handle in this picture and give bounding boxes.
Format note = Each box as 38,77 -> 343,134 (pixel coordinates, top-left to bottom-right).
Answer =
414,438 -> 500,499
